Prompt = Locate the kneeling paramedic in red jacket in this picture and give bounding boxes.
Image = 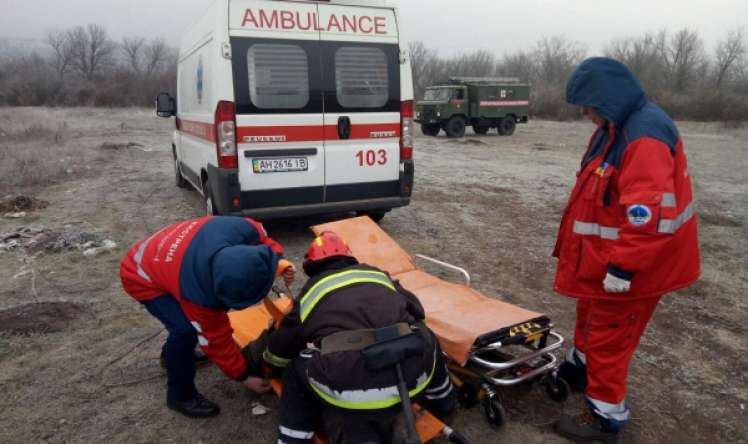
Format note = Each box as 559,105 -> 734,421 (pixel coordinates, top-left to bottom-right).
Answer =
552,57 -> 700,442
120,216 -> 295,418
244,232 -> 456,444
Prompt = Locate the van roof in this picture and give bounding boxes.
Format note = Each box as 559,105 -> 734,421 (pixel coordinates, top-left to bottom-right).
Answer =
261,0 -> 391,6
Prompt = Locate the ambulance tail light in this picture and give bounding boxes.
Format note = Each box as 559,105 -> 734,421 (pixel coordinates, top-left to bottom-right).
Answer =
215,101 -> 238,169
400,100 -> 414,161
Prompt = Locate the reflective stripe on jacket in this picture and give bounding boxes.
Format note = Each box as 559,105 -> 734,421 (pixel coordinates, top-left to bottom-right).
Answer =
265,262 -> 435,410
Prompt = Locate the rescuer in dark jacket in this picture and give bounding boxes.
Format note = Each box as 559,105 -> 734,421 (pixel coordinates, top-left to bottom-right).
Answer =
248,231 -> 455,444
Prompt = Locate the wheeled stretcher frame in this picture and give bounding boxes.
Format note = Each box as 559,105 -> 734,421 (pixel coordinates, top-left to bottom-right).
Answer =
308,217 -> 570,427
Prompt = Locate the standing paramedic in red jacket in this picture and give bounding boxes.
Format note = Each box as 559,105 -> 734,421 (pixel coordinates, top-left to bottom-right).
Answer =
552,58 -> 700,442
120,216 -> 295,418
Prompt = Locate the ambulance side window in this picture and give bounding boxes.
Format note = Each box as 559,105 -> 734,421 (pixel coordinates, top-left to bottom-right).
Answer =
247,44 -> 309,109
334,46 -> 389,109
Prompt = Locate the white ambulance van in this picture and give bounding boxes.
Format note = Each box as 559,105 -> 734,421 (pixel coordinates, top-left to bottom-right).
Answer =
156,0 -> 414,221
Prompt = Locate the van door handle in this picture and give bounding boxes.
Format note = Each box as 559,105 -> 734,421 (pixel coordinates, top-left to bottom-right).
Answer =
337,116 -> 351,140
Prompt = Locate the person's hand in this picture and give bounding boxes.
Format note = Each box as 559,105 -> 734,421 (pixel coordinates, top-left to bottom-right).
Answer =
603,273 -> 631,293
281,263 -> 296,289
243,376 -> 272,394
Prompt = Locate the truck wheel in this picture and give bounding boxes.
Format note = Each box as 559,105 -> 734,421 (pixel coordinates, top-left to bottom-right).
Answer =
498,117 -> 516,136
445,116 -> 465,138
202,180 -> 220,215
421,123 -> 440,136
173,151 -> 188,189
472,124 -> 489,135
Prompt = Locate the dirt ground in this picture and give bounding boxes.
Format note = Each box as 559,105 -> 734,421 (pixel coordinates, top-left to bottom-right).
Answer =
0,107 -> 745,443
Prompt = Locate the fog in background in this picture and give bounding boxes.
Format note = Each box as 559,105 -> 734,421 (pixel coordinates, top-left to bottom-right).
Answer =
1,0 -> 746,56
0,0 -> 747,122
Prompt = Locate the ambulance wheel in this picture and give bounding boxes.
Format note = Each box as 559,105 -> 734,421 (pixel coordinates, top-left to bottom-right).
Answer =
482,396 -> 506,428
173,151 -> 188,189
456,383 -> 479,409
202,181 -> 219,215
545,375 -> 571,402
360,210 -> 386,223
498,117 -> 516,136
472,124 -> 489,135
421,123 -> 440,136
445,116 -> 466,138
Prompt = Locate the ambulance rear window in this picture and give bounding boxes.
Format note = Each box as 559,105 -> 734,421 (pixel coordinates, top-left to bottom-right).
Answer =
247,44 -> 309,109
334,47 -> 388,109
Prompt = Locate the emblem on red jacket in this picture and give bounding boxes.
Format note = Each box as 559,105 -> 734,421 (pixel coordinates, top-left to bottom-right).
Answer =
627,205 -> 652,226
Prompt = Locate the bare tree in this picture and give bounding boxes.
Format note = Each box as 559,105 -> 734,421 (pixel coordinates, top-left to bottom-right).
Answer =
662,28 -> 705,92
45,30 -> 73,81
714,28 -> 747,89
67,24 -> 115,81
122,36 -> 145,75
143,38 -> 168,78
496,50 -> 535,83
533,36 -> 586,86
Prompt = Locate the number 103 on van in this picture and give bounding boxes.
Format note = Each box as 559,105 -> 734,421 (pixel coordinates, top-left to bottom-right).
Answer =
356,149 -> 388,166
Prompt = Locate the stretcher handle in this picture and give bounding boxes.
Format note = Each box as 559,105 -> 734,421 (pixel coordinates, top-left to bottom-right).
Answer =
414,254 -> 471,287
395,363 -> 421,444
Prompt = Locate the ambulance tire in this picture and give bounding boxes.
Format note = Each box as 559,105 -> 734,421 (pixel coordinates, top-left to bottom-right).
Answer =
421,123 -> 440,136
359,210 -> 386,223
202,180 -> 220,216
498,117 -> 516,136
445,116 -> 466,138
472,124 -> 489,135
173,150 -> 188,189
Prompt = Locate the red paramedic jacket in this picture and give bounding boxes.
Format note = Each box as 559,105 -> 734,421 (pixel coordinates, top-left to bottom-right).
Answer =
554,58 -> 700,299
120,216 -> 283,380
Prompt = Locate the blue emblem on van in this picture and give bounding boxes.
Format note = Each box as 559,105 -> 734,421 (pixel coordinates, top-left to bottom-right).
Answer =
196,57 -> 204,104
627,205 -> 652,226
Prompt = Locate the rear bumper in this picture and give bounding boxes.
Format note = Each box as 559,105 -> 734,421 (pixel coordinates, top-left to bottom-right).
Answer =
230,196 -> 410,220
207,160 -> 414,220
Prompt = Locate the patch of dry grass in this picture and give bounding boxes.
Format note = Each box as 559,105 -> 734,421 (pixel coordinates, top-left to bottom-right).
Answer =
0,113 -> 103,194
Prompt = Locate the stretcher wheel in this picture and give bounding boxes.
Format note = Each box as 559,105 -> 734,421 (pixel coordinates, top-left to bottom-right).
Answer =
545,375 -> 571,402
456,383 -> 479,409
482,396 -> 506,428
447,430 -> 473,444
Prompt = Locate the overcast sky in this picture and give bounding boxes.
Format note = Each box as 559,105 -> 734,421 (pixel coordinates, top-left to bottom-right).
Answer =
1,0 -> 746,57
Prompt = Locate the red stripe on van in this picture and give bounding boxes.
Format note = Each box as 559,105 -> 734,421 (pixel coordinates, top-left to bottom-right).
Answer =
237,123 -> 400,143
177,118 -> 216,142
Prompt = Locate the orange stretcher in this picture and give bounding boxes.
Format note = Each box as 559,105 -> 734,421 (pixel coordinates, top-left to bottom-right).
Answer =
229,293 -> 470,444
309,217 -> 569,427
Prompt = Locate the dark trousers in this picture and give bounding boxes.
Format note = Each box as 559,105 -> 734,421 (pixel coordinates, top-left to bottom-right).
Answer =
142,294 -> 198,404
278,352 -> 455,444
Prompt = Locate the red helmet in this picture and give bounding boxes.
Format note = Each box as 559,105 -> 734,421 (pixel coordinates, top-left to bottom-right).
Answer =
305,231 -> 352,262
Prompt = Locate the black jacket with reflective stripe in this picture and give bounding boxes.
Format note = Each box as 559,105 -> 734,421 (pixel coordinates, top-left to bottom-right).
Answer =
266,262 -> 435,401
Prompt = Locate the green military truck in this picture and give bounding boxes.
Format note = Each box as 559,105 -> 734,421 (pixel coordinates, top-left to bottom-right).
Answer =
415,77 -> 530,138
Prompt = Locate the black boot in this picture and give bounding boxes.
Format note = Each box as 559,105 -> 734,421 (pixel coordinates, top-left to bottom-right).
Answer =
557,360 -> 587,392
555,410 -> 620,443
167,393 -> 221,418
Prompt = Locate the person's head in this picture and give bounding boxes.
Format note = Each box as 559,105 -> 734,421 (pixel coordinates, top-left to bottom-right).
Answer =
566,57 -> 646,126
302,231 -> 354,277
212,245 -> 280,310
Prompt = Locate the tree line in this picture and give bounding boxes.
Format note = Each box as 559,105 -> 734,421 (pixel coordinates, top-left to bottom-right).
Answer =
0,24 -> 746,122
0,24 -> 177,107
410,27 -> 748,122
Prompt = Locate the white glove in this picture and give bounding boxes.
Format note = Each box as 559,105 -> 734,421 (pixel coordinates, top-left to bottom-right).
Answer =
603,273 -> 631,293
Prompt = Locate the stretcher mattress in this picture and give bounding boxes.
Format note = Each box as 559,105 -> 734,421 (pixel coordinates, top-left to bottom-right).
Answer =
311,217 -> 546,365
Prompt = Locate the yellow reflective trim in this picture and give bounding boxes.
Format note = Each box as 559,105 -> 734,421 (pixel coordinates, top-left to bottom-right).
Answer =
309,354 -> 436,410
299,270 -> 395,322
263,349 -> 291,368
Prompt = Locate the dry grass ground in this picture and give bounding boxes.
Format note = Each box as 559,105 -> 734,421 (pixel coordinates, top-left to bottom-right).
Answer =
0,107 -> 745,443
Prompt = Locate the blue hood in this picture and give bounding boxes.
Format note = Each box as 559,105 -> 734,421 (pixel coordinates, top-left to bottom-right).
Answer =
211,245 -> 279,310
566,57 -> 647,125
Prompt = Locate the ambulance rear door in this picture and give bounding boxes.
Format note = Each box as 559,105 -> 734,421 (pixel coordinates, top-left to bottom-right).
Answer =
229,0 -> 325,210
317,3 -> 402,204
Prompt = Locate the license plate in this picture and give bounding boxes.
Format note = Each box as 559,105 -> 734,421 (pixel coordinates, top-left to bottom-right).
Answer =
252,157 -> 308,173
